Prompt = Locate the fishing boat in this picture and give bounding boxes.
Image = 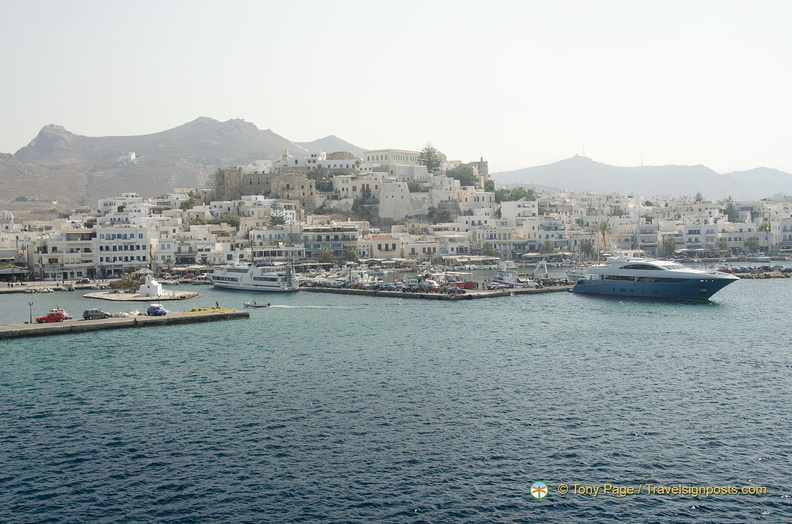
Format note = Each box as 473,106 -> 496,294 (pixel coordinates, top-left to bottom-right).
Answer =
570,251 -> 738,300
491,262 -> 537,288
243,299 -> 271,308
210,263 -> 298,292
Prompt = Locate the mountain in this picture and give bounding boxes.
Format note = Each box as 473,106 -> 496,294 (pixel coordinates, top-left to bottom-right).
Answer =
491,155 -> 792,200
2,118 -> 367,207
295,135 -> 365,158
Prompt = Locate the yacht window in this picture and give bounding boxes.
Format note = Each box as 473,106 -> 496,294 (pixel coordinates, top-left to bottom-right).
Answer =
621,264 -> 661,270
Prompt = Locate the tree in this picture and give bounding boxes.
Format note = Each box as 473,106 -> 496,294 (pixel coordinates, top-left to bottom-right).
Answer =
721,196 -> 739,222
446,166 -> 478,187
481,242 -> 499,257
268,201 -> 287,227
180,198 -> 195,211
268,215 -> 286,227
351,193 -> 379,223
216,212 -> 240,228
578,238 -> 596,260
660,236 -> 678,258
308,167 -> 333,191
484,179 -> 495,192
109,275 -> 144,293
163,257 -> 174,273
744,237 -> 760,253
307,166 -> 328,180
758,221 -> 771,232
495,186 -> 538,203
407,181 -> 426,192
314,179 -> 333,192
715,237 -> 729,252
598,221 -> 612,249
316,246 -> 335,264
342,245 -> 359,264
427,206 -> 453,224
541,240 -> 555,254
609,207 -> 624,217
694,191 -> 704,203
418,142 -> 443,173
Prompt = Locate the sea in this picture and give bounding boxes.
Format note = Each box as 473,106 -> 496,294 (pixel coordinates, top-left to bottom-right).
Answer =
1,268 -> 790,523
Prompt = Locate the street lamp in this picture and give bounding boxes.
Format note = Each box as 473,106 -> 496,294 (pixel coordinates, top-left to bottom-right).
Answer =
28,301 -> 33,324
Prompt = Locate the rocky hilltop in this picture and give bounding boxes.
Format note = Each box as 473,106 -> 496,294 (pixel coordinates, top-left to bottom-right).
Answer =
2,117 -> 365,207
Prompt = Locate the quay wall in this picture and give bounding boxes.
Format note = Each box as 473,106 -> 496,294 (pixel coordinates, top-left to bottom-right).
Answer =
0,310 -> 249,340
300,285 -> 572,300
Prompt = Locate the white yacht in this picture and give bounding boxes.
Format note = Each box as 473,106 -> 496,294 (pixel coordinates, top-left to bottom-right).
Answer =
570,252 -> 738,300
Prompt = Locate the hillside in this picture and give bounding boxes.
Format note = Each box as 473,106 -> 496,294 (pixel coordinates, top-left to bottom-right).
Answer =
491,155 -> 792,200
295,135 -> 365,158
5,119 -> 791,209
1,118 -> 367,207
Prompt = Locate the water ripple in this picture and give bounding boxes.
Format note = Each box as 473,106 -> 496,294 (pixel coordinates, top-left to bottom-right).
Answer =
0,282 -> 790,522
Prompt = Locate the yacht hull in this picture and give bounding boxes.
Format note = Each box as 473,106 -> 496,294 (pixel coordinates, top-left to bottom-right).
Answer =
570,276 -> 736,300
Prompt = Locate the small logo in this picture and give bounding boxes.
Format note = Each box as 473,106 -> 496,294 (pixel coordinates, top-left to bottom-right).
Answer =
531,481 -> 548,500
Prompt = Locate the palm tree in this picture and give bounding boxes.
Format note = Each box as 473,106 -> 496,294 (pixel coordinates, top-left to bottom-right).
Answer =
661,237 -> 678,258
578,238 -> 596,261
316,246 -> 335,264
598,220 -> 611,252
744,237 -> 760,254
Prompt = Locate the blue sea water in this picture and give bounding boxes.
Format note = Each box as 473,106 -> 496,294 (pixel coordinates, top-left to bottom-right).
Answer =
0,277 -> 790,523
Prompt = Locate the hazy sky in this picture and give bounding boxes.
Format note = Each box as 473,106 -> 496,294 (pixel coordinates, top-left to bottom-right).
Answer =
3,0 -> 791,173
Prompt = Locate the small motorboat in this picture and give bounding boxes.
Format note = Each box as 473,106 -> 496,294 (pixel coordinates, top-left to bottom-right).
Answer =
243,300 -> 270,308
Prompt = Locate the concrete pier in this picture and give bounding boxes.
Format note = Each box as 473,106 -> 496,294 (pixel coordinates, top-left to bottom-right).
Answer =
0,309 -> 249,339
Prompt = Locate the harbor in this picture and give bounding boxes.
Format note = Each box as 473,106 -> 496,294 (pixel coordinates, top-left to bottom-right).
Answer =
300,283 -> 572,300
1,268 -> 789,524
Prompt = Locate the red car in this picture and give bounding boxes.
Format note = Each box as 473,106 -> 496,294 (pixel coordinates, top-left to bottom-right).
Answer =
36,311 -> 69,323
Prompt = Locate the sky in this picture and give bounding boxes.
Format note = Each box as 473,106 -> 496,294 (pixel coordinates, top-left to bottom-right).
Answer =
2,0 -> 791,174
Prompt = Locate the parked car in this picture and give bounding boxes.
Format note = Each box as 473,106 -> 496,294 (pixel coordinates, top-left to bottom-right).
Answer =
417,279 -> 440,292
82,308 -> 111,320
77,278 -> 92,284
36,310 -> 70,323
146,303 -> 168,316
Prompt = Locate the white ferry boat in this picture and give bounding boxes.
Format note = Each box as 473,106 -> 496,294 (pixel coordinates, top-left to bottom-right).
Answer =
570,252 -> 738,300
210,263 -> 298,292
